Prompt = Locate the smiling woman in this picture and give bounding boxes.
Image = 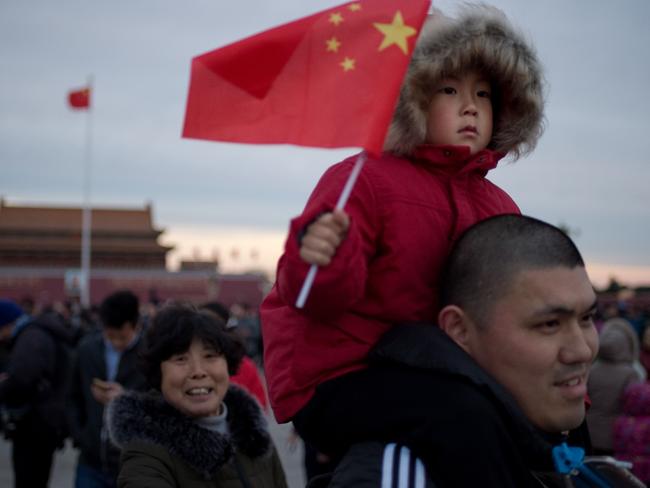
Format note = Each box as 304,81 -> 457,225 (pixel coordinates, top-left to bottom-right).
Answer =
107,304 -> 288,488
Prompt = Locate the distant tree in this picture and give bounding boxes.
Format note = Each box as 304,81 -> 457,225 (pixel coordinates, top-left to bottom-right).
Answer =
604,277 -> 623,293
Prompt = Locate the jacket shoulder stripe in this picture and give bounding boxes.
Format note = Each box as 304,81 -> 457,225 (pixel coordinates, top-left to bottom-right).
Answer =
398,445 -> 411,487
381,443 -> 396,488
414,455 -> 426,488
380,443 -> 428,488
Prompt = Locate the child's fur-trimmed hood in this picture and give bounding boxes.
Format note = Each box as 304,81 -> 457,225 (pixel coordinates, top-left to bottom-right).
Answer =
384,4 -> 545,160
107,385 -> 272,479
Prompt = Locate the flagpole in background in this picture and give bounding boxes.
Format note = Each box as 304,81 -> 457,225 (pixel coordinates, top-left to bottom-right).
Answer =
79,76 -> 93,309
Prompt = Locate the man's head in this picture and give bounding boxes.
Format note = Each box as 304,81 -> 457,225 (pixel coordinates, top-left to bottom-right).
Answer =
0,299 -> 23,342
438,214 -> 598,433
99,290 -> 140,352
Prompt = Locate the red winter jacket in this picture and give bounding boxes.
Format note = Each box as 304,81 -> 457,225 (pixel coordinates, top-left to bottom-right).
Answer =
261,146 -> 520,422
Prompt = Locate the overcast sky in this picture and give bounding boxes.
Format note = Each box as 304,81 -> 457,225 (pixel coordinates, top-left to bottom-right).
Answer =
1,0 -> 649,286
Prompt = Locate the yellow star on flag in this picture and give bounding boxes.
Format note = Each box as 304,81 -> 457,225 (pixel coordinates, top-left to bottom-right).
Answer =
340,56 -> 355,72
373,11 -> 417,55
326,37 -> 341,53
329,12 -> 344,26
348,3 -> 362,11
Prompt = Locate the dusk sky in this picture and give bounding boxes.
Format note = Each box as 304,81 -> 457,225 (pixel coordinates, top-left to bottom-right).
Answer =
1,0 -> 649,287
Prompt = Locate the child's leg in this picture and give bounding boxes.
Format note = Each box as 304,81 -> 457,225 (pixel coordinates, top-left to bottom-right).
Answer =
293,363 -> 445,467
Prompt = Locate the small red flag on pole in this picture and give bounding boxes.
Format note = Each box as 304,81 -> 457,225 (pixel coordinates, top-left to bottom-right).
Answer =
67,78 -> 94,308
182,0 -> 430,155
68,87 -> 91,109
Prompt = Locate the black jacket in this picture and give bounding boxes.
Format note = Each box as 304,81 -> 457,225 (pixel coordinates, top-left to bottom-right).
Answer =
66,330 -> 147,473
367,325 -> 585,488
0,312 -> 75,443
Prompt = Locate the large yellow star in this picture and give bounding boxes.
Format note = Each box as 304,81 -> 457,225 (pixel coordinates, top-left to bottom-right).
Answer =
340,57 -> 355,72
373,11 -> 417,55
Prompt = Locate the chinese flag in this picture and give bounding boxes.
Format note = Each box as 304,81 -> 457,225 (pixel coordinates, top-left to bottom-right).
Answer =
68,87 -> 90,109
182,0 -> 430,155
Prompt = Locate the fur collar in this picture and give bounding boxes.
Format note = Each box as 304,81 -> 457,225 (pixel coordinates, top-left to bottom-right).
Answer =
108,385 -> 271,478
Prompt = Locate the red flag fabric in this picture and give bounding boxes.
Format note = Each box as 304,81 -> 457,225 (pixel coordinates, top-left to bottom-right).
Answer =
68,87 -> 90,109
182,0 -> 430,155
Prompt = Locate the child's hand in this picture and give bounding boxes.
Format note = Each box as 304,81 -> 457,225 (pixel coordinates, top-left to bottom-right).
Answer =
299,209 -> 349,266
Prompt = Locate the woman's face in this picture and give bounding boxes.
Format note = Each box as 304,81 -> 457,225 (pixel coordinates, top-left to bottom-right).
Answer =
160,338 -> 230,418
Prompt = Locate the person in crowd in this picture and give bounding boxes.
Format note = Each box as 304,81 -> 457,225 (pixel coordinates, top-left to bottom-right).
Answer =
67,290 -> 147,488
261,3 -> 546,478
614,381 -> 650,485
107,303 -> 288,487
587,317 -> 645,455
638,324 -> 650,377
0,298 -> 75,488
317,215 -> 630,487
229,302 -> 262,362
201,301 -> 269,411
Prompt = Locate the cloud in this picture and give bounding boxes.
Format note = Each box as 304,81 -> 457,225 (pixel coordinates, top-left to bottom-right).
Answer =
1,0 -> 649,284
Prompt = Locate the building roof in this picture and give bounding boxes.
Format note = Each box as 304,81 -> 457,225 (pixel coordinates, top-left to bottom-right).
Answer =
0,199 -> 161,234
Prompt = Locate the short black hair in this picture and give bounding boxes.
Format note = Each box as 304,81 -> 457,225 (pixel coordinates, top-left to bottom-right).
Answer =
440,214 -> 586,323
99,290 -> 139,330
200,301 -> 230,323
140,303 -> 244,390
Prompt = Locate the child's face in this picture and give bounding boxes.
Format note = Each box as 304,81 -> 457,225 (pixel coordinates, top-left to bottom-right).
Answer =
425,70 -> 493,155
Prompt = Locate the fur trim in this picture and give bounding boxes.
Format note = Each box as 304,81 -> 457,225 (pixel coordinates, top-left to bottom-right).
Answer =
107,385 -> 272,479
384,4 -> 545,160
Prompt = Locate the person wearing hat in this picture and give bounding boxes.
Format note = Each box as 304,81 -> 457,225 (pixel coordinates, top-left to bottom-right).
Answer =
0,298 -> 75,488
261,3 -> 546,482
0,299 -> 27,342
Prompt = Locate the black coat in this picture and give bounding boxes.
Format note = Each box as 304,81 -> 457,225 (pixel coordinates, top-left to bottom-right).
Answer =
0,312 -> 76,443
367,325 -> 586,488
66,330 -> 147,472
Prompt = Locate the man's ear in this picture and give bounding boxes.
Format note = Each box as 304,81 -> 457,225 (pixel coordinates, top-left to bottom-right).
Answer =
438,305 -> 473,353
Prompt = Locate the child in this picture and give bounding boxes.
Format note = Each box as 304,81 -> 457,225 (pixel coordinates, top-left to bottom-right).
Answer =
261,3 -> 545,469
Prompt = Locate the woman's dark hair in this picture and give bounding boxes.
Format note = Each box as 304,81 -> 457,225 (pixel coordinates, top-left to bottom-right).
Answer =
140,302 -> 245,390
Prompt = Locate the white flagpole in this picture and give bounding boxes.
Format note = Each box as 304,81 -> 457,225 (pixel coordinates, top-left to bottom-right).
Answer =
295,151 -> 367,308
80,75 -> 93,309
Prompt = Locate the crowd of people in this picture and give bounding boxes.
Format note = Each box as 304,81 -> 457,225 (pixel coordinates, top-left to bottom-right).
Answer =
0,294 -> 275,488
1,3 -> 649,488
588,309 -> 650,482
2,223 -> 648,488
